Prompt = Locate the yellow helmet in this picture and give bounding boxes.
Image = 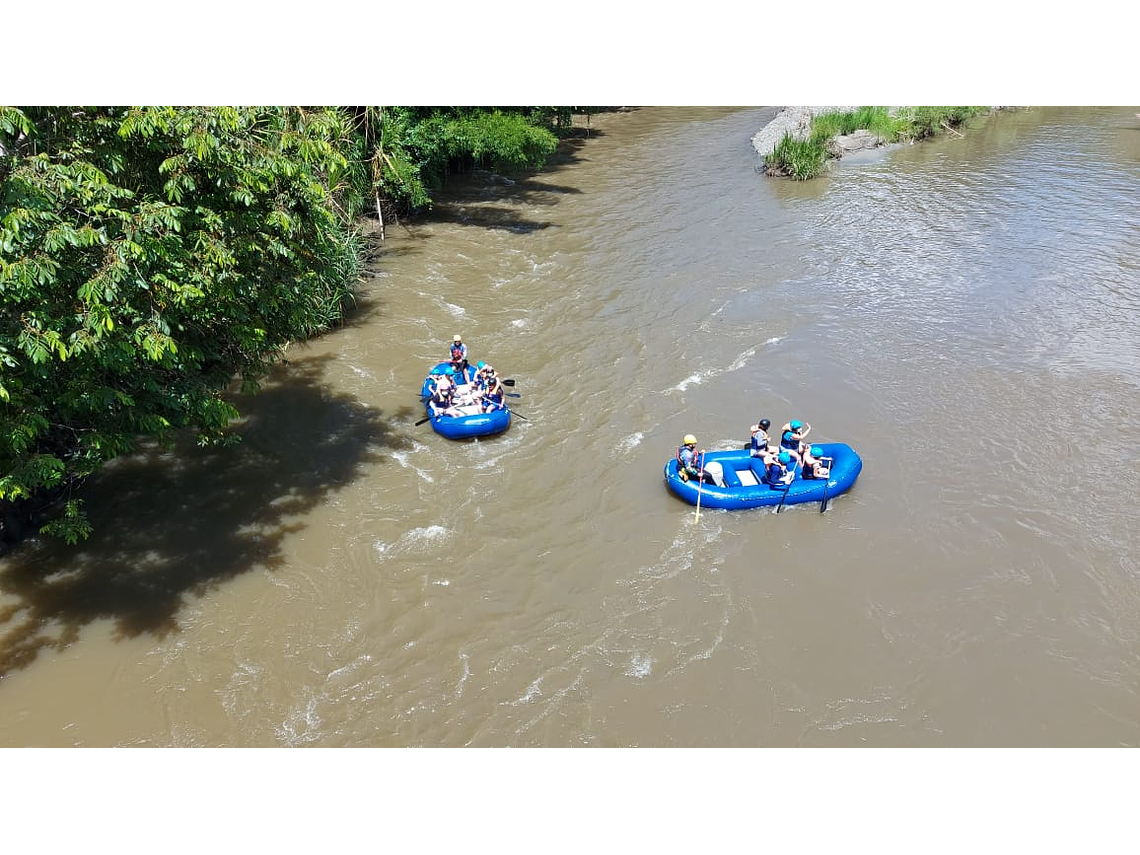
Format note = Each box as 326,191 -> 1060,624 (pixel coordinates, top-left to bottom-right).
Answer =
683,434 -> 697,446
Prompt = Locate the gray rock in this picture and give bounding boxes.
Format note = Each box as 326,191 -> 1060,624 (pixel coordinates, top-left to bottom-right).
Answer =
750,106 -> 856,157
833,128 -> 884,153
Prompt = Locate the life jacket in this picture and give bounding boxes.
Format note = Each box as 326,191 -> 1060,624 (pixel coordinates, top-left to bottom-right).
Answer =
780,430 -> 801,452
804,459 -> 829,480
431,386 -> 453,408
765,460 -> 791,487
750,429 -> 768,456
676,445 -> 698,472
450,343 -> 465,362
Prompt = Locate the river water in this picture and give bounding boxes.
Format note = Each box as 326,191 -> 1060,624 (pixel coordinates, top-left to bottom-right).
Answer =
2,106 -> 1138,747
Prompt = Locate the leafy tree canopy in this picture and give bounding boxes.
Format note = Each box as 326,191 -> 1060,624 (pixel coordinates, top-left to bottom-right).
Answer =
0,104 -> 585,544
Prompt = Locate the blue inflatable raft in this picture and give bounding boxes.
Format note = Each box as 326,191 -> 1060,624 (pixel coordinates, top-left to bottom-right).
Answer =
420,361 -> 511,440
663,442 -> 862,510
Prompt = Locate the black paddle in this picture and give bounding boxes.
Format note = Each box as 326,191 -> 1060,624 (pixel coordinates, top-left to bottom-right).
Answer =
415,415 -> 433,427
775,480 -> 792,513
819,456 -> 834,513
774,463 -> 796,513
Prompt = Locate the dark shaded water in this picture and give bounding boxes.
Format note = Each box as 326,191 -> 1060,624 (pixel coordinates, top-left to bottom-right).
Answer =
2,107 -> 1138,747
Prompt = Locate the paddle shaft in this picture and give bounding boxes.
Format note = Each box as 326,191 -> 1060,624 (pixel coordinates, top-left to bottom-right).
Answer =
694,452 -> 705,523
775,482 -> 791,513
819,456 -> 834,513
775,465 -> 793,513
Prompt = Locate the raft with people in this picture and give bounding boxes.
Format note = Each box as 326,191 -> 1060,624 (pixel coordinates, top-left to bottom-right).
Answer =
663,440 -> 863,511
419,360 -> 512,440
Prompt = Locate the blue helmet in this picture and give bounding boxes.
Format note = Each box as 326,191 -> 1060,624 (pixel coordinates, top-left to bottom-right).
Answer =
790,420 -> 803,431
811,446 -> 823,457
778,451 -> 791,464
476,361 -> 486,370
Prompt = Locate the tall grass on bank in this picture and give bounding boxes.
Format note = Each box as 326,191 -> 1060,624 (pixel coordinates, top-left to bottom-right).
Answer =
765,106 -> 991,180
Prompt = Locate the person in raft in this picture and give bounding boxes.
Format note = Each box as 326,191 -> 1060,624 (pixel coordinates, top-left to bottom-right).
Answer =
779,419 -> 810,462
749,417 -> 772,458
449,335 -> 469,379
765,450 -> 796,487
478,364 -> 505,413
676,435 -> 724,487
801,446 -> 831,480
428,374 -> 457,416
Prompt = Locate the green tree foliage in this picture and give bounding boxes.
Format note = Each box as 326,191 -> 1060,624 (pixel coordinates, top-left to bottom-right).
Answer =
1,104 -> 583,545
361,107 -> 579,216
0,106 -> 367,541
408,108 -> 558,184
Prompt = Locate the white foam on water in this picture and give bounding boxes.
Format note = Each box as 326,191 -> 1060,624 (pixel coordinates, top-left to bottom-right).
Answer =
626,653 -> 653,678
617,431 -> 644,453
374,524 -> 450,558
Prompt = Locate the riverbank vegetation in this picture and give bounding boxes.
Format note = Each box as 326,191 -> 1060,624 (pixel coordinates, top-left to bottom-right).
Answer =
0,106 -> 590,548
766,106 -> 991,180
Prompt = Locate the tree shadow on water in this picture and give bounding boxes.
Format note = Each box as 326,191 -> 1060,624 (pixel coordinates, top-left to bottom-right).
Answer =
0,355 -> 410,678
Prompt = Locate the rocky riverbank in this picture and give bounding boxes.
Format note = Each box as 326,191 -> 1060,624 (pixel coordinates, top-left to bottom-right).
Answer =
751,106 -> 904,159
750,106 -> 855,157
752,106 -> 1021,172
